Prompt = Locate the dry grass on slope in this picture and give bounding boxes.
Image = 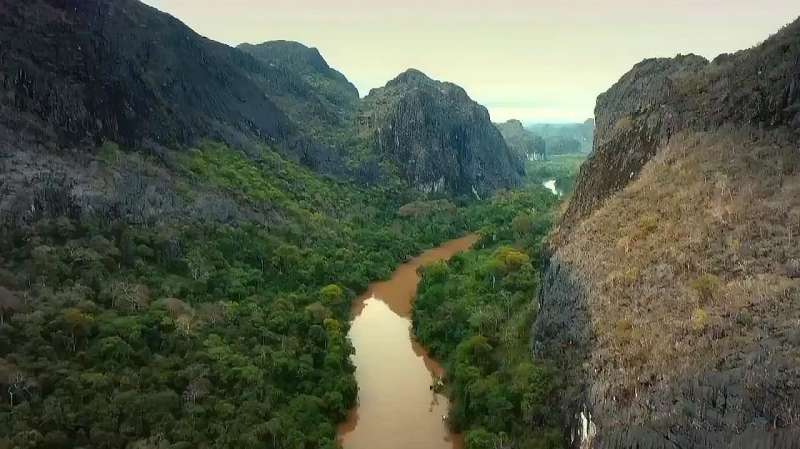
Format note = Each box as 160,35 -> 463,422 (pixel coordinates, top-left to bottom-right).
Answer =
554,128 -> 800,402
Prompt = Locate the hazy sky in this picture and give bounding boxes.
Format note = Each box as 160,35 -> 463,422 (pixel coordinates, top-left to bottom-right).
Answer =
142,1 -> 797,123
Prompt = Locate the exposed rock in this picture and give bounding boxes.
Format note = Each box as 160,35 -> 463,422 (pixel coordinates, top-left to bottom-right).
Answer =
357,69 -> 524,195
0,0 -> 343,172
0,0 -> 519,197
536,17 -> 800,449
562,18 -> 800,229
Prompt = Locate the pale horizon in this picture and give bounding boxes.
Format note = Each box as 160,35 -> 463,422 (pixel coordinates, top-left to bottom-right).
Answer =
142,0 -> 798,123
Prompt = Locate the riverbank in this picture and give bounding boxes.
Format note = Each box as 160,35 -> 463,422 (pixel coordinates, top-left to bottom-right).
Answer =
412,189 -> 565,449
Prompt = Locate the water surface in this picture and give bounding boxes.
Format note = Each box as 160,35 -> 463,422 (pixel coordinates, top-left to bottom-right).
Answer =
338,234 -> 478,449
543,179 -> 561,196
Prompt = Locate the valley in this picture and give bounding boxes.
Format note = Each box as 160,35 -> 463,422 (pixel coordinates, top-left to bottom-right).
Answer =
1,1 -> 799,449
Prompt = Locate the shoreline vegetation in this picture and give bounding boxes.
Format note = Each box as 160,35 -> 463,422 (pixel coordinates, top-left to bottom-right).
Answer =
412,157 -> 585,449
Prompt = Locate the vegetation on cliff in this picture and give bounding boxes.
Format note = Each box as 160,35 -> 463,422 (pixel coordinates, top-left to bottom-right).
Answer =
538,128 -> 800,447
536,16 -> 800,448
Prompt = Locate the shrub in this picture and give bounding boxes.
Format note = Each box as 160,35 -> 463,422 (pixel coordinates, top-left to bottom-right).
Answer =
512,213 -> 534,236
691,308 -> 709,332
691,274 -> 721,304
635,214 -> 659,239
613,319 -> 634,342
99,140 -> 121,163
735,311 -> 754,328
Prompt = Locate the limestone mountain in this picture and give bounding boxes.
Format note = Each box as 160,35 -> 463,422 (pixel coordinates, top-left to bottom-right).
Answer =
495,119 -> 547,161
0,0 -> 525,197
535,18 -> 800,448
357,69 -> 524,196
0,0 -> 352,172
237,40 -> 360,133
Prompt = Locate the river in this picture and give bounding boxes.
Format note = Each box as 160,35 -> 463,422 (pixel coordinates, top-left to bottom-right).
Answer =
338,234 -> 479,449
543,179 -> 560,196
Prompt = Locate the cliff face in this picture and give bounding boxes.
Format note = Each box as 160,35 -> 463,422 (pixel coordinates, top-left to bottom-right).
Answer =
237,41 -> 360,132
496,119 -> 547,161
0,1 -> 279,150
358,69 -> 524,196
562,18 -> 800,229
536,18 -> 800,449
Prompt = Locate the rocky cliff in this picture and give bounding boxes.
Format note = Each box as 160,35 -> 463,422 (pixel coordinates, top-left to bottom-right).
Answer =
496,119 -> 547,161
562,17 -> 800,229
237,41 -> 359,142
237,41 -> 359,122
535,18 -> 800,449
0,0 -> 351,169
357,69 -> 524,196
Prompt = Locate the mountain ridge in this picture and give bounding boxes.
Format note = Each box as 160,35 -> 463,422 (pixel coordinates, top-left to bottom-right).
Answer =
0,0 -> 520,196
237,40 -> 360,130
561,19 -> 800,231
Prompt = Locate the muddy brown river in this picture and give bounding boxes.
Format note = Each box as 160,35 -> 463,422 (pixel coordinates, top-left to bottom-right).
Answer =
338,234 -> 479,449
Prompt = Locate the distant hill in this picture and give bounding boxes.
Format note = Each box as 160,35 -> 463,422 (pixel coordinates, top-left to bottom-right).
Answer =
526,119 -> 594,154
495,119 -> 547,162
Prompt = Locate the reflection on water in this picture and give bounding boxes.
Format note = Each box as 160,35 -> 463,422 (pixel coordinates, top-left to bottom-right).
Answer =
338,234 -> 478,449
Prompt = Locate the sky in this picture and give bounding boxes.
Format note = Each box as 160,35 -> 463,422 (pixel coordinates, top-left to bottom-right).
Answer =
141,1 -> 798,123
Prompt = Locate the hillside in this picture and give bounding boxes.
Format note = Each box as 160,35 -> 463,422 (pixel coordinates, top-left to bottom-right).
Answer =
0,0 -> 521,196
237,41 -> 360,138
357,69 -> 524,196
0,0 -> 349,170
496,119 -> 547,162
535,18 -> 800,449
